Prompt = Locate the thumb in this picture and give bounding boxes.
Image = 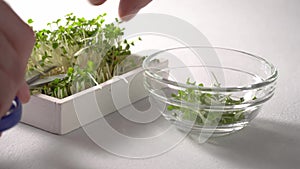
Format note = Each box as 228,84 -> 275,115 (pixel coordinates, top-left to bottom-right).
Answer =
16,80 -> 31,104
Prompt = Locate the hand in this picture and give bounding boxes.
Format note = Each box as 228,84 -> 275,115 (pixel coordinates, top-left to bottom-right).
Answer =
0,1 -> 35,119
89,0 -> 152,20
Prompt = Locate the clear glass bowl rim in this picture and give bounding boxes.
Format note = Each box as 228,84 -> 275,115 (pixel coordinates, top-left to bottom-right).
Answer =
142,46 -> 278,92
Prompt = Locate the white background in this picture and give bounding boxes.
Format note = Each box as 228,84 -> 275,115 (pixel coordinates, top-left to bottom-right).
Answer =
1,0 -> 300,169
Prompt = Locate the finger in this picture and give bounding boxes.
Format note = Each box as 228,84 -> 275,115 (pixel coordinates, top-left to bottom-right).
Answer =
0,32 -> 25,82
0,32 -> 24,117
16,81 -> 31,104
119,0 -> 152,21
0,2 -> 34,117
88,0 -> 107,5
0,68 -> 17,118
0,1 -> 35,64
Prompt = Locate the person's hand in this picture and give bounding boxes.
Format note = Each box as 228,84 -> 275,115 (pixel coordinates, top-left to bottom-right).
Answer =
0,1 -> 35,120
89,0 -> 152,20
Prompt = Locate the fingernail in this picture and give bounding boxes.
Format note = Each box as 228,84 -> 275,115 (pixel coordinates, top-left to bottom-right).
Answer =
88,0 -> 106,5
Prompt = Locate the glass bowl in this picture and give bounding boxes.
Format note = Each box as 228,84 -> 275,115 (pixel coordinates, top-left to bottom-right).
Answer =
143,46 -> 278,137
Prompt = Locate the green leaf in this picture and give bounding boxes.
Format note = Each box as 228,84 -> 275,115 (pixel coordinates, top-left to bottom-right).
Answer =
52,42 -> 59,49
27,19 -> 34,24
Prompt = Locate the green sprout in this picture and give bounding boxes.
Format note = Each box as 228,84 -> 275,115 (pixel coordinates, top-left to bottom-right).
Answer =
167,78 -> 256,126
26,13 -> 143,99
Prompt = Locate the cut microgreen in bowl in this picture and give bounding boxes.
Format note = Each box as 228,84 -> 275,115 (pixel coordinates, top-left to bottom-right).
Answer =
26,13 -> 144,99
166,78 -> 258,126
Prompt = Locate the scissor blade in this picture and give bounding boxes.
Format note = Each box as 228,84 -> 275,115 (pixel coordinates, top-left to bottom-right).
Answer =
26,66 -> 57,85
29,74 -> 67,88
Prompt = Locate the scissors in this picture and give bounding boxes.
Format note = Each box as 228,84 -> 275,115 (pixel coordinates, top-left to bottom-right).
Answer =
0,66 -> 61,132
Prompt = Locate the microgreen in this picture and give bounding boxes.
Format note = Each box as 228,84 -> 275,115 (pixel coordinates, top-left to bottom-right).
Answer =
167,78 -> 251,126
27,13 -> 143,98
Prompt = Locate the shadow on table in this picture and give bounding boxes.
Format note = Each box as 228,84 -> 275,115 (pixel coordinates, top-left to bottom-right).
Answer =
198,118 -> 300,169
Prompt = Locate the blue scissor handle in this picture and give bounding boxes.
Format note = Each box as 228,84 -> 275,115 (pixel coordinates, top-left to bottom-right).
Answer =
0,97 -> 22,132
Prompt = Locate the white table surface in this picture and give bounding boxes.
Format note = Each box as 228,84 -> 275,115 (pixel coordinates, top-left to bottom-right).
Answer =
1,0 -> 300,169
